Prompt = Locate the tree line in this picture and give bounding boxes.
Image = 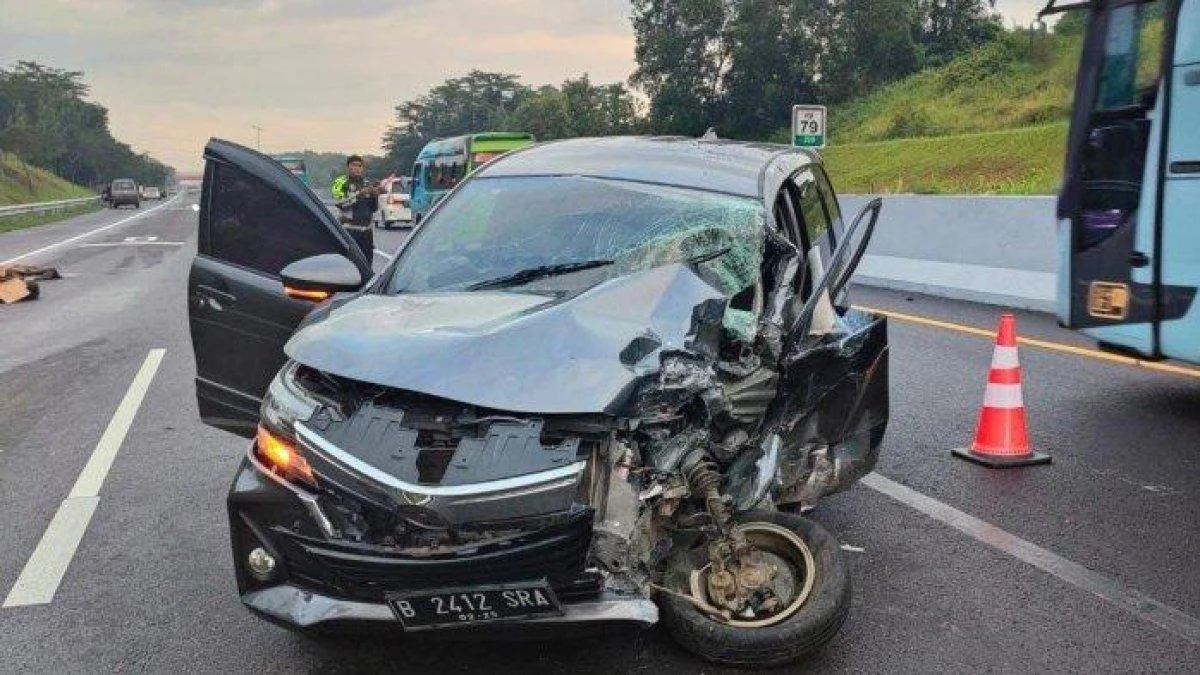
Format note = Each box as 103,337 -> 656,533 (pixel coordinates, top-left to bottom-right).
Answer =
381,71 -> 643,174
0,61 -> 172,190
381,0 -> 1001,172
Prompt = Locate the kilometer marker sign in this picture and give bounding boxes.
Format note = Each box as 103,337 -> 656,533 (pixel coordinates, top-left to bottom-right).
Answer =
792,105 -> 826,149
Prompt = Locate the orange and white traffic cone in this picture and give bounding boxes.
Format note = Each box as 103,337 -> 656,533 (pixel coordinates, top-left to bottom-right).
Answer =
952,314 -> 1051,468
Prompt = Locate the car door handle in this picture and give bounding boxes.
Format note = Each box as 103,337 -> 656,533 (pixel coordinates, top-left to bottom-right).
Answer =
1169,161 -> 1200,174
194,284 -> 236,310
1129,251 -> 1151,268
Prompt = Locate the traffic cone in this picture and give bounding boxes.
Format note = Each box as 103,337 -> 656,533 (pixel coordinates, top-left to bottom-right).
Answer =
952,314 -> 1051,468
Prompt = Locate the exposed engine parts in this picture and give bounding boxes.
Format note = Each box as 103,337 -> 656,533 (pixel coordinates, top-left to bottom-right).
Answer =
580,261 -> 888,624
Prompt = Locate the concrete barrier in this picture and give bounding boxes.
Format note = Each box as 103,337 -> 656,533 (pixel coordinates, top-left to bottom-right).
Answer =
0,196 -> 100,219
839,194 -> 1058,311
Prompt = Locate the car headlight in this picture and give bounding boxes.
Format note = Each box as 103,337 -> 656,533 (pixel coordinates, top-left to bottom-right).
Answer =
260,361 -> 320,436
255,424 -> 315,487
256,362 -> 321,488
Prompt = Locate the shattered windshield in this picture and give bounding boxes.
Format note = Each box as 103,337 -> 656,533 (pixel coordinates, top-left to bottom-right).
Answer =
385,175 -> 765,303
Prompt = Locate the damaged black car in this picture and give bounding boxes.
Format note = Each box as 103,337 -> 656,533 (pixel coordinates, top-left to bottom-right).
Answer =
187,136 -> 887,667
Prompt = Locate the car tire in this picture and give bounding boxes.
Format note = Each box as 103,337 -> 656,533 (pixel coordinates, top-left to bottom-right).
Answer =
657,511 -> 850,668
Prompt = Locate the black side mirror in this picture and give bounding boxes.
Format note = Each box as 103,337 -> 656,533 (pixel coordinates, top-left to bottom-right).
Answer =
281,253 -> 363,302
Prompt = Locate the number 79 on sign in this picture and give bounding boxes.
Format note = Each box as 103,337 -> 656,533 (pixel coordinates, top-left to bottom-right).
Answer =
792,105 -> 826,149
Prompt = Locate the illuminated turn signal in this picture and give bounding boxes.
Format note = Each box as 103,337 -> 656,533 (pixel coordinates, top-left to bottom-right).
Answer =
255,425 -> 315,485
283,286 -> 330,302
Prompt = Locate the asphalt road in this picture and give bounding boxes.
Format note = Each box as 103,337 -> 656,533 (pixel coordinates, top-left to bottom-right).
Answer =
0,201 -> 1197,673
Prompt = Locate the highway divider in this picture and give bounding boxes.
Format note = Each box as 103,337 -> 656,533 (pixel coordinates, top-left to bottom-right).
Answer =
840,194 -> 1057,311
0,196 -> 101,219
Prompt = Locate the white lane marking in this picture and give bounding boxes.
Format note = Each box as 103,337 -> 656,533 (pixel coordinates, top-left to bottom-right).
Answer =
69,349 -> 165,498
0,498 -> 98,609
2,349 -> 166,608
862,472 -> 1200,646
374,249 -> 393,260
78,241 -> 184,248
0,195 -> 182,266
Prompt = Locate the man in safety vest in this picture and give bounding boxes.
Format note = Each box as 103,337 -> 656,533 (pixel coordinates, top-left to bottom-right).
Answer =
331,155 -> 379,259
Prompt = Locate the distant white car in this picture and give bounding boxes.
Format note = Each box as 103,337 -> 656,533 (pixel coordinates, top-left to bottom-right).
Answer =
143,186 -> 162,200
375,177 -> 413,229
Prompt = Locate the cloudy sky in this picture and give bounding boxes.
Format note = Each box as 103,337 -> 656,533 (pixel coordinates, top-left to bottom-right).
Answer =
0,0 -> 1049,172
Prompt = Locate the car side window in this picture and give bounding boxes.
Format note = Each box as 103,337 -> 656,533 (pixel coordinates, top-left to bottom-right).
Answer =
791,170 -> 834,262
204,161 -> 340,277
812,165 -> 844,241
772,191 -> 802,247
772,186 -> 810,298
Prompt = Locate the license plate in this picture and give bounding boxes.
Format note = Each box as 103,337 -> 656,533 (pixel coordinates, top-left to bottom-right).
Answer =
387,581 -> 562,630
1088,281 -> 1130,319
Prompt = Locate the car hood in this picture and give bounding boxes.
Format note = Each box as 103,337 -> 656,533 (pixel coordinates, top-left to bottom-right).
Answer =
284,262 -> 728,414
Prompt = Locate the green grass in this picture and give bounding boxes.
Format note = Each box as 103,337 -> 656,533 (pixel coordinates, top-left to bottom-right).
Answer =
0,202 -> 103,234
0,152 -> 94,206
781,19 -> 1160,195
825,31 -> 1082,145
821,122 -> 1067,195
768,29 -> 1082,194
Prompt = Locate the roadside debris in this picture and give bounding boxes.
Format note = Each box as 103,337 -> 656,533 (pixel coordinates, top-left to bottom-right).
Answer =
0,264 -> 61,304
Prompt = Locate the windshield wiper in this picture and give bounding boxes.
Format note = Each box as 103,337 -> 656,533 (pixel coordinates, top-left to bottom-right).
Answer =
464,259 -> 615,291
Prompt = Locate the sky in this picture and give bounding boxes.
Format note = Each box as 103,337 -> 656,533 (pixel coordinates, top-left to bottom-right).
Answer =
0,0 -> 1051,172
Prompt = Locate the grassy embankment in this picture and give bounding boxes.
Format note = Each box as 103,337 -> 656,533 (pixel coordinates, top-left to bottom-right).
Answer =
0,151 -> 101,234
815,19 -> 1163,194
811,28 -> 1084,194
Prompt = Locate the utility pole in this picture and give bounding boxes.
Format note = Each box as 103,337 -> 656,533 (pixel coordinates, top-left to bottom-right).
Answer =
251,125 -> 263,150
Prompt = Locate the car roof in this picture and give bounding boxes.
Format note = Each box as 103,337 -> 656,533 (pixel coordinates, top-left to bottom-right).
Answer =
476,136 -> 819,198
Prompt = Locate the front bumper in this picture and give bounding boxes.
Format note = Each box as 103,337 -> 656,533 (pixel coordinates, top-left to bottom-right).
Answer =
243,584 -> 658,630
228,446 -> 642,633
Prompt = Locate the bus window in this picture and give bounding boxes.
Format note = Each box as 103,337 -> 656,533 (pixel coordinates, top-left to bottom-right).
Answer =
428,155 -> 465,189
1098,5 -> 1142,109
1097,5 -> 1163,110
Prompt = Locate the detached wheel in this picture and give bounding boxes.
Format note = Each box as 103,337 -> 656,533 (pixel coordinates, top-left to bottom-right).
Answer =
658,511 -> 850,668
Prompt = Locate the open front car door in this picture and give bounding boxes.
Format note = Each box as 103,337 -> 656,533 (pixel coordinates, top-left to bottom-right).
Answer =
188,138 -> 373,438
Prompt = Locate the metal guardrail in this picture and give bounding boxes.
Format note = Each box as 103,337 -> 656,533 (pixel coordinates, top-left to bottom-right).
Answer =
0,196 -> 101,219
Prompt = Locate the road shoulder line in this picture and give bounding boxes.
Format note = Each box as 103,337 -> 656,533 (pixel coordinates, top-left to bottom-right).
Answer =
0,195 -> 182,266
857,305 -> 1200,380
862,472 -> 1200,646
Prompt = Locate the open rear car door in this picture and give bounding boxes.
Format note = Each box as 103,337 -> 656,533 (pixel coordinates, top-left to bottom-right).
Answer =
188,139 -> 373,438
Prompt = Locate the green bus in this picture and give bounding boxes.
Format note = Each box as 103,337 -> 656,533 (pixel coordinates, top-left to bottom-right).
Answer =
409,132 -> 535,221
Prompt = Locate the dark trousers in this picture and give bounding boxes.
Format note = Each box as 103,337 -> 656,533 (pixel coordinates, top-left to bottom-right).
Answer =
346,223 -> 374,261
